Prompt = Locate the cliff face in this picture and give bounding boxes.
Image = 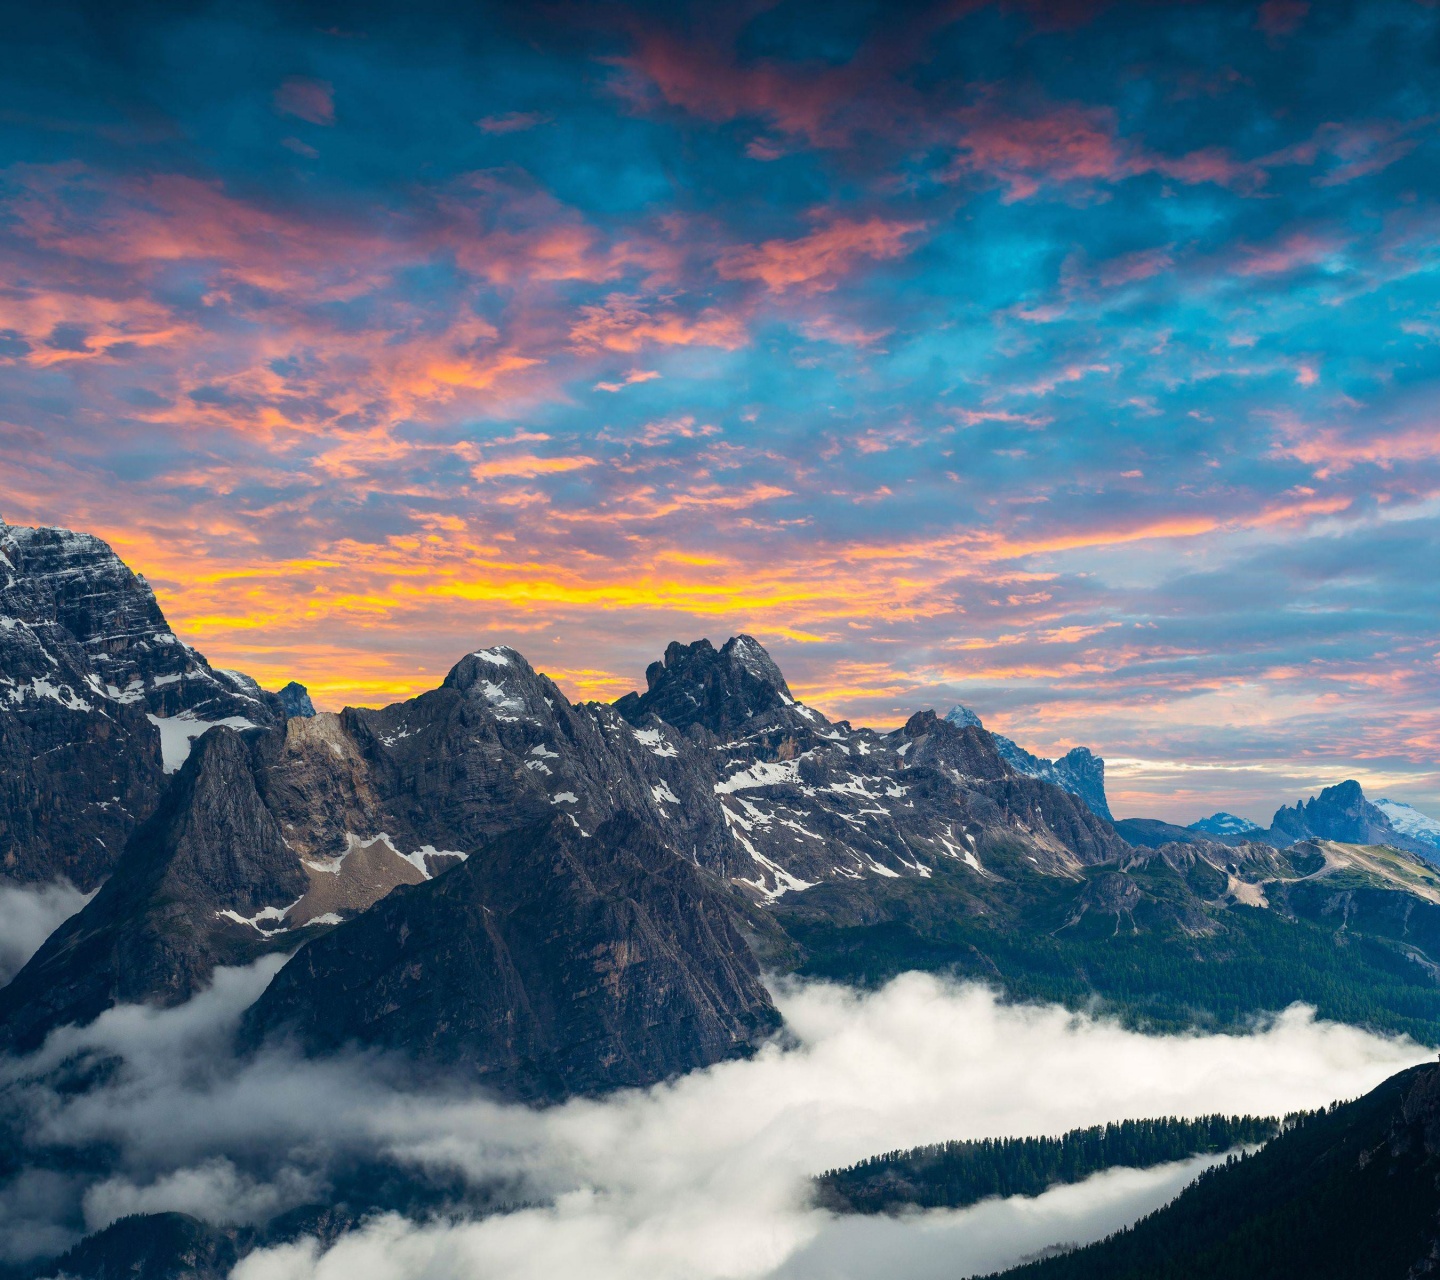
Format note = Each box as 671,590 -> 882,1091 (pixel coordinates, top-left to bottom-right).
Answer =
239,813 -> 781,1102
0,518 -> 280,888
0,728 -> 308,1055
945,705 -> 1113,821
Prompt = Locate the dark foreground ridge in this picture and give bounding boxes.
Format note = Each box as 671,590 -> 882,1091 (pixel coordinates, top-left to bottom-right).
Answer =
989,1061 -> 1440,1280
816,1115 -> 1277,1215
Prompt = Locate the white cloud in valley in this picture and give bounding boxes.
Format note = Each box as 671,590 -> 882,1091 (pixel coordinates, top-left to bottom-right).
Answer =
0,880 -> 93,983
1,963 -> 1429,1279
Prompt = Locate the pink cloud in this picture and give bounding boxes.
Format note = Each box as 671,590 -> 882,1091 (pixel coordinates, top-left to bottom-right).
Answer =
716,215 -> 924,293
570,294 -> 748,352
273,77 -> 335,126
1270,419 -> 1440,476
1096,247 -> 1175,288
948,101 -> 1127,200
946,99 -> 1264,200
1233,230 -> 1338,276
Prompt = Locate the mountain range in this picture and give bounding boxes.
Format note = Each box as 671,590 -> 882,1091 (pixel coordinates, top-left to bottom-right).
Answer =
6,515 -> 1440,1276
7,515 -> 1440,1059
1116,779 -> 1440,863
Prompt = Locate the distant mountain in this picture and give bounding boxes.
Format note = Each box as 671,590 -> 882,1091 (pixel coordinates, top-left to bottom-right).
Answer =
1190,812 -> 1263,838
945,706 -> 1112,820
1128,784 -> 1438,859
1376,799 -> 1440,860
1112,817 -> 1205,849
1267,779 -> 1399,847
991,1061 -> 1440,1280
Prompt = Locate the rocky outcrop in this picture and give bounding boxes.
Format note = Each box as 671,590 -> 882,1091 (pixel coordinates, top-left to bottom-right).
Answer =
1265,779 -> 1425,854
0,517 -> 281,888
239,813 -> 781,1101
616,634 -> 797,736
0,728 -> 308,1055
945,705 -> 1112,820
277,682 -> 316,718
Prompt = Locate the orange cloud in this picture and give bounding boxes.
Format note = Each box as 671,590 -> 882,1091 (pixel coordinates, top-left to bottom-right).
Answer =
470,454 -> 598,481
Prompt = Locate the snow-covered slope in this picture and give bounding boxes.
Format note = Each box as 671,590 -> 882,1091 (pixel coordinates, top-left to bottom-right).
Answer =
1377,799 -> 1440,858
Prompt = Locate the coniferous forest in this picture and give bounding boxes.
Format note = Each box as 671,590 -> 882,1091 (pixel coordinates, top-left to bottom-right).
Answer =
814,1115 -> 1277,1214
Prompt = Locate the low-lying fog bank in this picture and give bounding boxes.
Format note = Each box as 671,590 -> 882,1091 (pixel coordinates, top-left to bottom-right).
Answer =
2,965 -> 1429,1279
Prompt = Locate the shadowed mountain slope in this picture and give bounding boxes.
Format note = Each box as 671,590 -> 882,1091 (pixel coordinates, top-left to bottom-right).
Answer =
991,1061 -> 1440,1280
0,517 -> 284,889
238,813 -> 780,1102
0,728 -> 309,1055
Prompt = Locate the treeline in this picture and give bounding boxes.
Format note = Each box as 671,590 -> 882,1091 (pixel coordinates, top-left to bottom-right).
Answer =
988,1071 -> 1440,1280
815,1115 -> 1277,1214
786,897 -> 1440,1043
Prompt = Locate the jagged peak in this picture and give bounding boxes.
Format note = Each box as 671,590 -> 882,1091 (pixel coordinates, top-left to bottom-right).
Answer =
276,681 -> 317,718
945,704 -> 985,729
720,633 -> 790,693
615,633 -> 804,734
444,644 -> 538,686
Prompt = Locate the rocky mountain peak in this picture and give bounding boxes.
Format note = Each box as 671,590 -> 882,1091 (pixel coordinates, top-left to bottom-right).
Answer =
902,709 -> 1012,780
615,633 -> 803,735
0,518 -> 281,887
277,681 -> 316,718
942,705 -> 1112,819
1268,778 -> 1399,848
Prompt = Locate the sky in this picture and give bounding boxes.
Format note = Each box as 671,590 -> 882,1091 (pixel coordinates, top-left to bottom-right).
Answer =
2,0 -> 1439,822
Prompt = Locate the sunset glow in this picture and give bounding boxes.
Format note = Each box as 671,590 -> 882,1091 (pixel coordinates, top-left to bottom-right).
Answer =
5,0 -> 1440,822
